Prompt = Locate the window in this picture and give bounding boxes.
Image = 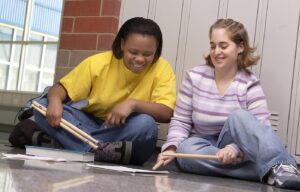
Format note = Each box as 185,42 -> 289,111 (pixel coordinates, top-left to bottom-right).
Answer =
0,0 -> 63,92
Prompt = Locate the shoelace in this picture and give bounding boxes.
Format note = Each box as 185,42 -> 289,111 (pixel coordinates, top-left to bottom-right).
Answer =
98,142 -> 110,150
274,163 -> 300,175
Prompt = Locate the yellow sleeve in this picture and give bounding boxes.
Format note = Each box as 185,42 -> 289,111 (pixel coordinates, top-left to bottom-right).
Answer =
59,57 -> 94,102
151,60 -> 177,110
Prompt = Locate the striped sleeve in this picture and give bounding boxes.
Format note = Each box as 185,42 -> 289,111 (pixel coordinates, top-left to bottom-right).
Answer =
246,78 -> 271,126
161,72 -> 193,151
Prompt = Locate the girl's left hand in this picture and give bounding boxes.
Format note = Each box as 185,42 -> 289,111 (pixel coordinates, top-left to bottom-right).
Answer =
216,146 -> 238,164
104,99 -> 135,128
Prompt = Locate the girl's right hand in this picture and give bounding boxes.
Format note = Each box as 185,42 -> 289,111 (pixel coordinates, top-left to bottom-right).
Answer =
156,145 -> 177,166
46,99 -> 63,127
45,83 -> 68,128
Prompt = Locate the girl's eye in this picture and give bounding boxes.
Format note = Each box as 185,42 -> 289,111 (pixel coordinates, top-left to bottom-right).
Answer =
219,43 -> 228,50
129,51 -> 138,55
220,46 -> 227,50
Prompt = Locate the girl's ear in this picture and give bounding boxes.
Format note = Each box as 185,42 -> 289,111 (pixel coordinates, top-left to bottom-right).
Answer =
238,42 -> 244,54
121,38 -> 125,51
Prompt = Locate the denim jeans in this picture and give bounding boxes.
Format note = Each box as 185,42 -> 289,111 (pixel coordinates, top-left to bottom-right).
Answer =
32,98 -> 158,165
176,109 -> 296,181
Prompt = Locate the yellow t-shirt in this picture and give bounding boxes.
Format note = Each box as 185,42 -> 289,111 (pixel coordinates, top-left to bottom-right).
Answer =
60,51 -> 176,120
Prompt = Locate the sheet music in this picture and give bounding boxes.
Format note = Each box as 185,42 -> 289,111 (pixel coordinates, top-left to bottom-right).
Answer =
86,164 -> 169,174
1,153 -> 67,162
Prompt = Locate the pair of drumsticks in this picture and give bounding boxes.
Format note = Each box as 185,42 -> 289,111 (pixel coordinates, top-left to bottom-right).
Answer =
31,101 -> 99,150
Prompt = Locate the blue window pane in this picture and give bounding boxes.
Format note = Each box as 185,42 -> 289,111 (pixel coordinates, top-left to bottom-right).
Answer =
7,66 -> 19,90
0,27 -> 13,61
0,0 -> 26,28
26,34 -> 43,68
44,44 -> 57,70
26,44 -> 43,68
39,72 -> 54,92
0,0 -> 63,92
0,64 -> 8,89
13,30 -> 23,63
31,0 -> 63,38
22,69 -> 38,91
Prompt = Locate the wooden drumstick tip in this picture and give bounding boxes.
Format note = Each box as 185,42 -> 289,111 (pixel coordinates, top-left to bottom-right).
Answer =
152,160 -> 164,170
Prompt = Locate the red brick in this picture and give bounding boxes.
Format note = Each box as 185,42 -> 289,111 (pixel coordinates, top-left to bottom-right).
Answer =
64,0 -> 101,16
74,17 -> 118,33
61,18 -> 74,33
101,0 -> 121,16
59,34 -> 97,50
97,34 -> 115,51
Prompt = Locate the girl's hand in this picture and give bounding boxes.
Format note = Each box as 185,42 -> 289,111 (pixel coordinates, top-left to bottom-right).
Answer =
216,145 -> 238,164
46,100 -> 63,127
105,100 -> 135,128
156,146 -> 177,167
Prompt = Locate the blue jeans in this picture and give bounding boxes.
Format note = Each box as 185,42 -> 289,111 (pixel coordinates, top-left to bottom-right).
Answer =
32,98 -> 158,165
176,109 -> 296,181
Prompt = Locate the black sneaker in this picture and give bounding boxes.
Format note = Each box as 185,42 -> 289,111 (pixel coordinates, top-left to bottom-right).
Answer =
267,163 -> 300,190
32,131 -> 62,148
95,141 -> 132,164
9,119 -> 40,148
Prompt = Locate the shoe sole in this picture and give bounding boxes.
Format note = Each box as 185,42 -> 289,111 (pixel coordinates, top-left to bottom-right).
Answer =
269,177 -> 300,190
279,180 -> 300,190
32,131 -> 42,146
122,141 -> 132,165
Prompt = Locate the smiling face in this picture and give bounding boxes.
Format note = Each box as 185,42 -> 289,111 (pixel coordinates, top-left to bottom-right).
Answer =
121,33 -> 157,74
209,28 -> 244,71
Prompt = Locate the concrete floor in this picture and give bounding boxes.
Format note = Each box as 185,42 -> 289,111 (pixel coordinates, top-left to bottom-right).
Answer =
0,138 -> 297,192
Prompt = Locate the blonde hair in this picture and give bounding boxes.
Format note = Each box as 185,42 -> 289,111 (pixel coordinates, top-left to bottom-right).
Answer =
205,18 -> 260,70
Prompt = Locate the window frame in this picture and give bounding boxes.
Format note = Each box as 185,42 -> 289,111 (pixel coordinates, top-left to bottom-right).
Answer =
0,0 -> 63,93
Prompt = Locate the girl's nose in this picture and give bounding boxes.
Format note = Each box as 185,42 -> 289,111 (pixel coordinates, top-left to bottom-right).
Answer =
135,55 -> 145,63
214,46 -> 221,54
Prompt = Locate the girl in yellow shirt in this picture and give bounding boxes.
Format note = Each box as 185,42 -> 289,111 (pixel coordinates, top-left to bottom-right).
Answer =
9,17 -> 176,165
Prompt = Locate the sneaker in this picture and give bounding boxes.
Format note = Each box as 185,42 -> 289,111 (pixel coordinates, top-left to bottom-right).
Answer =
9,119 -> 62,149
9,119 -> 40,148
95,141 -> 132,164
267,163 -> 300,190
32,131 -> 62,148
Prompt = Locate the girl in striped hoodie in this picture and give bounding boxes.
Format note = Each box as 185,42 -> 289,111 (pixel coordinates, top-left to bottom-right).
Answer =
157,18 -> 300,190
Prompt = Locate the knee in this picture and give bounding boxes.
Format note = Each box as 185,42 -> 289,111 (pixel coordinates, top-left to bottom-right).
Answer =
177,137 -> 212,154
127,114 -> 157,165
177,142 -> 193,154
133,114 -> 158,139
137,114 -> 156,128
228,109 -> 253,123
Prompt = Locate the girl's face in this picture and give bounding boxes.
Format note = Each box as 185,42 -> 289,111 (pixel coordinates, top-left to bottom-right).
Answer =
121,33 -> 157,74
209,28 -> 244,71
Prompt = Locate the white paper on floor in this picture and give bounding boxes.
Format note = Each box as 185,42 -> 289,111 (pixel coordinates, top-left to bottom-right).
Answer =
1,153 -> 67,162
86,163 -> 169,174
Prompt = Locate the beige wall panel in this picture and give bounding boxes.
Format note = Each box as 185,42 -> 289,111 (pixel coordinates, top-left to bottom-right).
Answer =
259,0 -> 300,143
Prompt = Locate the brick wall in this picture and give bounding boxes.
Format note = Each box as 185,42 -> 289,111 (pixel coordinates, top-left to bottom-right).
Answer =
54,0 -> 121,82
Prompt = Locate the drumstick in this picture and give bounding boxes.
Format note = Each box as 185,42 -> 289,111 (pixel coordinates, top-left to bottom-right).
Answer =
162,153 -> 219,160
32,101 -> 99,145
163,153 -> 242,162
153,152 -> 241,170
152,160 -> 164,170
32,101 -> 99,144
31,101 -> 98,149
